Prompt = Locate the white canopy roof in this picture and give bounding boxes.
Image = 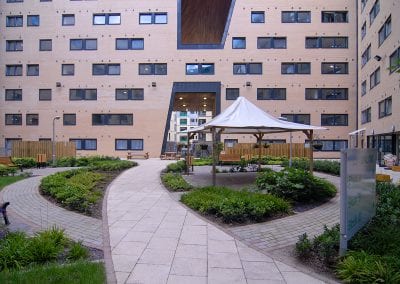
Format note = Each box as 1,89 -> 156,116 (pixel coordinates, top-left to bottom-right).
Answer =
189,97 -> 326,134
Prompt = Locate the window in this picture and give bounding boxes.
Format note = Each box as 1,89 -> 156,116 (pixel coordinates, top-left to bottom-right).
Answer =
232,37 -> 246,49
6,64 -> 22,76
361,108 -> 371,124
26,114 -> 39,126
378,97 -> 392,118
6,40 -> 23,51
139,13 -> 167,24
62,64 -> 74,76
92,64 -> 120,75
70,139 -> 97,150
62,14 -> 75,26
186,63 -> 214,75
6,15 -> 23,27
257,37 -> 287,49
262,139 -> 286,144
389,47 -> 400,73
138,63 -> 167,75
70,39 -> 97,50
281,63 -> 310,74
282,11 -> 311,23
305,37 -> 348,48
305,88 -> 348,100
361,45 -> 371,67
27,15 -> 39,26
39,89 -> 51,101
361,81 -> 367,96
5,89 -> 22,101
321,63 -> 348,74
63,114 -> 76,126
226,88 -> 239,100
370,68 -> 380,89
378,16 -> 391,46
7,0 -> 23,2
321,114 -> 348,126
361,0 -> 368,12
115,139 -> 143,150
281,114 -> 310,125
251,11 -> 265,23
27,64 -> 39,76
115,89 -> 144,100
69,89 -> 97,100
93,13 -> 120,25
369,1 -> 380,25
361,22 -> 366,39
257,88 -> 286,100
224,139 -> 238,148
311,140 -> 348,151
180,119 -> 187,125
116,38 -> 144,50
321,11 -> 348,23
5,114 -> 22,125
233,63 -> 262,75
39,39 -> 52,51
92,114 -> 133,125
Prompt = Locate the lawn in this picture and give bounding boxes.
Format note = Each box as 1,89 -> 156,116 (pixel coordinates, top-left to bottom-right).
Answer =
0,176 -> 25,191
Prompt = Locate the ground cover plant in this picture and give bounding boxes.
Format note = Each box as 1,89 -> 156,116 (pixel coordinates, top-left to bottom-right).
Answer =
161,172 -> 192,191
0,165 -> 17,177
181,186 -> 291,223
12,157 -> 37,169
165,160 -> 187,173
281,158 -> 340,176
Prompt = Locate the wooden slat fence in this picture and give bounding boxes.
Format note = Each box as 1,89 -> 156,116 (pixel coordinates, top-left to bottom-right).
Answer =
12,141 -> 76,159
225,143 -> 310,158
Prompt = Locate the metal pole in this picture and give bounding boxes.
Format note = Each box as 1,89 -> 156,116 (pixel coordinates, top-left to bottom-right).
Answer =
52,116 -> 60,167
212,128 -> 216,186
289,132 -> 293,167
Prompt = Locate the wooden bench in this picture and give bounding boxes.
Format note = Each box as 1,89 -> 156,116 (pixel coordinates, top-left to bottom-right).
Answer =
391,165 -> 400,172
376,174 -> 392,182
160,152 -> 180,160
0,157 -> 17,168
219,153 -> 242,164
127,152 -> 149,160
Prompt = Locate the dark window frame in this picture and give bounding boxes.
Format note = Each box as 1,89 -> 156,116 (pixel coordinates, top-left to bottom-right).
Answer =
281,11 -> 311,23
281,113 -> 311,125
389,47 -> 400,74
257,37 -> 287,49
115,139 -> 144,151
70,138 -> 97,150
27,15 -> 40,26
251,11 -> 265,23
39,89 -> 52,101
70,38 -> 97,51
93,13 -> 121,25
63,114 -> 76,126
92,114 -> 133,126
232,37 -> 246,49
378,16 -> 391,46
115,88 -> 144,100
321,62 -> 349,74
5,89 -> 22,101
305,88 -> 348,100
139,12 -> 168,24
92,64 -> 120,76
62,64 -> 74,76
6,40 -> 23,51
378,97 -> 392,118
26,64 -> 39,76
6,15 -> 23,27
39,39 -> 52,51
115,38 -> 144,50
321,114 -> 348,126
233,63 -> 262,75
321,11 -> 348,23
5,114 -> 22,125
69,89 -> 97,101
305,37 -> 348,49
138,63 -> 167,75
257,88 -> 286,100
226,88 -> 239,100
26,113 -> 39,126
6,64 -> 23,76
185,63 -> 215,75
361,107 -> 371,124
62,14 -> 75,26
369,67 -> 380,89
281,63 -> 311,74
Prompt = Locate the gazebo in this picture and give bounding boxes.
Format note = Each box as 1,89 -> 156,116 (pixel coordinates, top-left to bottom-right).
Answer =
187,97 -> 327,185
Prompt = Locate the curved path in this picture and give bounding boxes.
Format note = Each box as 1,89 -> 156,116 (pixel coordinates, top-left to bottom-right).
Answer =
106,159 -> 330,284
0,168 -> 102,249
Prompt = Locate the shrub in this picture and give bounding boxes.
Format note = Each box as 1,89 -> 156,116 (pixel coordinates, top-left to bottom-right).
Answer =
295,233 -> 312,259
165,161 -> 186,173
281,158 -> 340,176
0,231 -> 32,270
67,242 -> 89,261
181,186 -> 290,223
375,182 -> 400,225
0,165 -> 17,176
161,173 -> 192,191
88,160 -> 136,171
12,157 -> 36,169
28,230 -> 65,264
55,157 -> 77,167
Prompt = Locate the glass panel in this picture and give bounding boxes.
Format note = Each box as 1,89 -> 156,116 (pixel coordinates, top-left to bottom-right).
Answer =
39,89 -> 51,100
131,39 -> 144,49
297,12 -> 310,23
116,140 -> 128,150
108,14 -> 120,25
71,139 -> 83,150
62,64 -> 74,75
249,63 -> 262,74
154,64 -> 167,75
116,39 -> 129,50
282,63 -> 295,74
27,65 -> 39,76
139,64 -> 152,75
85,39 -> 97,50
28,15 -> 39,26
131,139 -> 143,150
282,12 -> 295,23
139,14 -> 152,24
108,64 -> 120,75
257,37 -> 272,49
298,63 -> 310,74
93,15 -> 106,25
70,39 -> 83,50
154,13 -> 167,24
63,114 -> 76,125
93,64 -> 106,75
85,89 -> 97,100
132,89 -> 144,100
305,37 -> 318,48
233,64 -> 247,74
186,64 -> 199,75
40,39 -> 52,51
232,38 -> 245,49
305,88 -> 319,100
85,140 -> 97,150
201,64 -> 214,74
116,89 -> 129,100
63,15 -> 74,26
251,12 -> 264,23
26,114 -> 39,125
274,38 -> 286,48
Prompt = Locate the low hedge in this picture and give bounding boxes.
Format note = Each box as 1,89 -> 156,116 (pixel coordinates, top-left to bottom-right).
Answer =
161,173 -> 192,191
55,156 -> 120,167
12,157 -> 36,169
88,160 -> 136,171
281,158 -> 340,176
165,161 -> 186,173
0,165 -> 17,176
181,186 -> 290,223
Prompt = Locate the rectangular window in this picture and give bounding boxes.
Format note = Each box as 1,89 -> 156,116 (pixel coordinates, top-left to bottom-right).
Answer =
361,108 -> 371,124
6,15 -> 23,27
281,63 -> 311,74
39,39 -> 52,51
321,63 -> 348,74
139,13 -> 167,24
389,47 -> 400,73
62,14 -> 75,26
251,11 -> 265,23
39,89 -> 51,101
93,13 -> 120,25
321,114 -> 348,126
138,63 -> 167,75
62,64 -> 74,76
305,88 -> 348,100
281,114 -> 310,125
6,64 -> 22,76
5,89 -> 22,101
312,140 -> 348,151
69,89 -> 97,100
361,45 -> 371,67
115,139 -> 143,150
70,39 -> 97,50
115,38 -> 144,50
27,15 -> 40,26
5,114 -> 22,125
186,63 -> 214,75
115,89 -> 144,100
369,0 -> 380,25
6,40 -> 23,51
7,0 -> 24,2
226,88 -> 239,100
257,88 -> 286,100
370,67 -> 380,89
378,16 -> 391,46
92,64 -> 120,75
361,0 -> 368,12
63,114 -> 76,126
361,22 -> 366,39
180,119 -> 187,125
378,97 -> 392,118
257,37 -> 287,49
233,63 -> 262,75
92,114 -> 133,125
305,37 -> 348,48
26,114 -> 39,126
282,11 -> 311,23
321,11 -> 348,23
70,139 -> 97,150
232,37 -> 246,49
361,81 -> 367,96
27,64 -> 39,76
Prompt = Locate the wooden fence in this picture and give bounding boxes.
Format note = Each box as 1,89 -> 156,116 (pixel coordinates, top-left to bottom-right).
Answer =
11,141 -> 76,159
224,143 -> 310,158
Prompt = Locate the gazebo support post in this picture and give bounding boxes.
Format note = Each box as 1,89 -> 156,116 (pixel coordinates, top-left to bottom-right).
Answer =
303,130 -> 314,174
253,133 -> 264,171
186,133 -> 196,175
212,128 -> 217,186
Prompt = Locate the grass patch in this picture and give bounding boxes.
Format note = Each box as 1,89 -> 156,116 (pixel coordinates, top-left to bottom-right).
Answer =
161,173 -> 192,191
181,186 -> 290,223
193,157 -> 213,166
0,261 -> 105,284
0,175 -> 25,190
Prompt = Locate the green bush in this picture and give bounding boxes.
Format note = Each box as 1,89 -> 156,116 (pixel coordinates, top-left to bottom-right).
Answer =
55,155 -> 123,168
181,186 -> 290,223
55,157 -> 77,167
165,161 -> 186,173
281,158 -> 340,176
375,182 -> 400,225
0,165 -> 17,176
88,160 -> 136,171
12,157 -> 36,169
0,231 -> 32,270
28,230 -> 65,264
295,233 -> 312,259
67,242 -> 89,261
161,173 -> 192,191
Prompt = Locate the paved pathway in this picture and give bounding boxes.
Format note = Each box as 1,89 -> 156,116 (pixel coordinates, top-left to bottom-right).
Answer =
0,168 -> 102,249
106,159 -> 329,284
